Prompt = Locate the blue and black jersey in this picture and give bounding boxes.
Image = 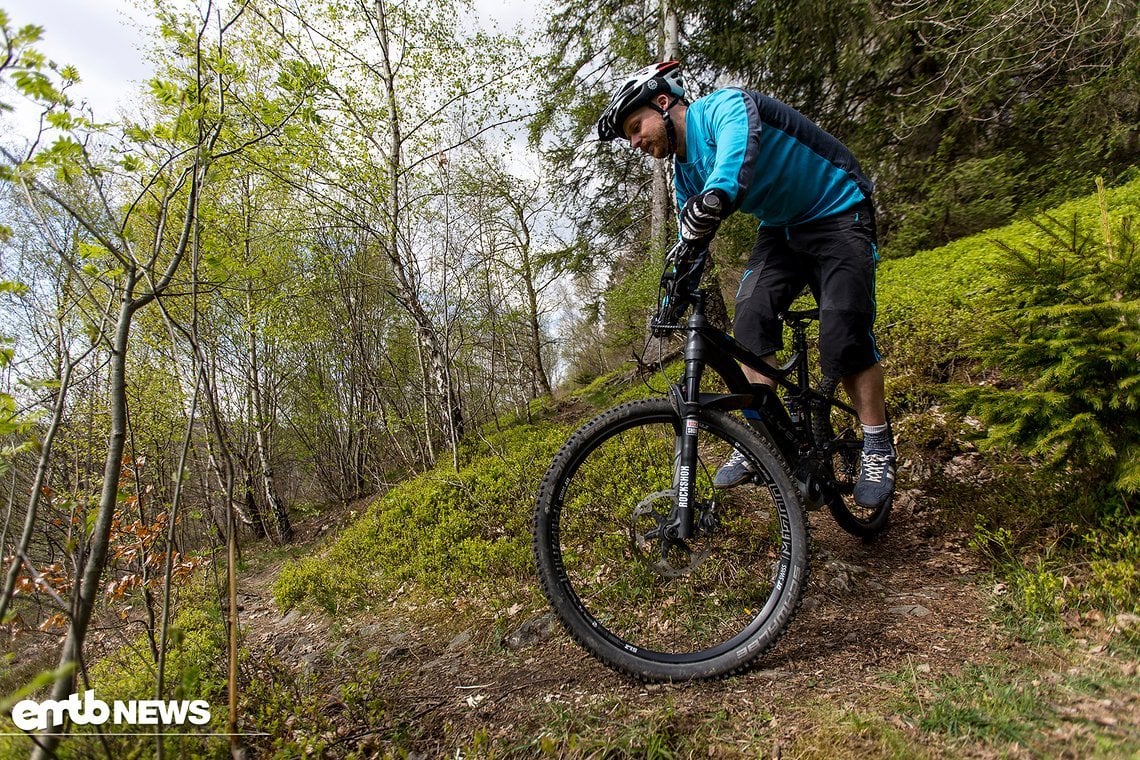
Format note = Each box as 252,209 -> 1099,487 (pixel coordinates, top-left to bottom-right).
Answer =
674,89 -> 872,227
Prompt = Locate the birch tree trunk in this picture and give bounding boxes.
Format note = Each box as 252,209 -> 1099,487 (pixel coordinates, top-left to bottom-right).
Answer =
374,0 -> 464,463
246,283 -> 293,543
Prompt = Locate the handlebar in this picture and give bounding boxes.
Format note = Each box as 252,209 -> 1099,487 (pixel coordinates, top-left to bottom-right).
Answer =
651,240 -> 706,335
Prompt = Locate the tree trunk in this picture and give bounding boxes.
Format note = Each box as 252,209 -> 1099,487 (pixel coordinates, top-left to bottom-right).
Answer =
374,0 -> 464,456
33,290 -> 135,760
650,0 -> 681,256
510,204 -> 553,398
0,357 -> 72,627
246,284 -> 292,543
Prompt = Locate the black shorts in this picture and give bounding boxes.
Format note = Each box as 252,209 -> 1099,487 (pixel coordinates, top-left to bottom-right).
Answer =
732,201 -> 882,378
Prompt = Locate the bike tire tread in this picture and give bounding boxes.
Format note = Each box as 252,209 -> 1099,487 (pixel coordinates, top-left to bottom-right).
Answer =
533,397 -> 810,682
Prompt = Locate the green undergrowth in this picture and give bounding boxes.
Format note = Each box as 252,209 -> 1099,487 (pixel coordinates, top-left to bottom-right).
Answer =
877,174 -> 1140,622
971,506 -> 1140,634
271,348 -> 687,616
877,173 -> 1140,411
0,576 -> 230,759
273,419 -> 576,614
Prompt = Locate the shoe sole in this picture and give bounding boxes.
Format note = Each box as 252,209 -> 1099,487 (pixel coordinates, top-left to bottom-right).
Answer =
853,491 -> 894,509
714,473 -> 754,489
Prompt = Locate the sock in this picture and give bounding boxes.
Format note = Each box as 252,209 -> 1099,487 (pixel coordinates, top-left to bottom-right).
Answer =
862,423 -> 893,455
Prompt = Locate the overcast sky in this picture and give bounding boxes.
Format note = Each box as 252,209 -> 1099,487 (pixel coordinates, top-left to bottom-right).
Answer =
4,0 -> 153,129
2,0 -> 543,137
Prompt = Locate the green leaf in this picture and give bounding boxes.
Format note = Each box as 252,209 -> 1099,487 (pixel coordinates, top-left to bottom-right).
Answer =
44,110 -> 75,130
12,69 -> 60,103
148,78 -> 181,106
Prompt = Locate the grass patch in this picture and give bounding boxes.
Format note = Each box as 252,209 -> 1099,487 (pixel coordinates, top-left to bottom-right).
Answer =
787,707 -> 932,760
524,697 -> 769,759
909,663 -> 1048,744
273,420 -> 573,613
883,652 -> 1140,759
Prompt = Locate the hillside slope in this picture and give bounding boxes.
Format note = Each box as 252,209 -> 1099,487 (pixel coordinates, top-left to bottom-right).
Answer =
227,177 -> 1140,758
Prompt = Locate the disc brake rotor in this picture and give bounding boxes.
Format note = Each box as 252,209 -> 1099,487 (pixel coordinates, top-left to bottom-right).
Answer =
629,490 -> 712,578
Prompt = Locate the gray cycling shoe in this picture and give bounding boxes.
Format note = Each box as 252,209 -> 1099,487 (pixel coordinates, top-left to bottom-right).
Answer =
854,449 -> 897,507
714,449 -> 754,488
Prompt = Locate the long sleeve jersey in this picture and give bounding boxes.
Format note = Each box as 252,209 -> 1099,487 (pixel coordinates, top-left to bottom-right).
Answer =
674,88 -> 873,227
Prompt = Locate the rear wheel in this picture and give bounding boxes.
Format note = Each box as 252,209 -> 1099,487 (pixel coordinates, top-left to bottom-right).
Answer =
812,377 -> 892,539
533,398 -> 808,681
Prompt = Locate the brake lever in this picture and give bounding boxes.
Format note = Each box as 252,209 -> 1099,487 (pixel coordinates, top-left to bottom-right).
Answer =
662,240 -> 690,279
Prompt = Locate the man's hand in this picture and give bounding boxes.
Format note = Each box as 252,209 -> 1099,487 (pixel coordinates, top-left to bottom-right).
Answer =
679,189 -> 728,245
664,239 -> 692,272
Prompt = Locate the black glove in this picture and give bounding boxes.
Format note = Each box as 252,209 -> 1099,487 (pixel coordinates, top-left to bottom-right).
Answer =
679,189 -> 728,245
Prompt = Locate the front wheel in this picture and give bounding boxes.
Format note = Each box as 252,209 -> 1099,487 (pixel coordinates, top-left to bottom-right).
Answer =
812,376 -> 892,539
533,398 -> 808,681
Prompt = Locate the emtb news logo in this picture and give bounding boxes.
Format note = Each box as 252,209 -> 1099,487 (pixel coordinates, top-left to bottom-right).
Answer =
12,690 -> 211,731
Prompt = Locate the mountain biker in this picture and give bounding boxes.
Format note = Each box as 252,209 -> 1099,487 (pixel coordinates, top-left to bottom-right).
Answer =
597,60 -> 895,509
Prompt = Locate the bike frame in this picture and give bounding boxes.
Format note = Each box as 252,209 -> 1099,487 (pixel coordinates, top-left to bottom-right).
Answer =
661,288 -> 858,539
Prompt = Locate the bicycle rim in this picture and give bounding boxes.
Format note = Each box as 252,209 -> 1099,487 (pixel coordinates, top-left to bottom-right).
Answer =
533,399 -> 807,681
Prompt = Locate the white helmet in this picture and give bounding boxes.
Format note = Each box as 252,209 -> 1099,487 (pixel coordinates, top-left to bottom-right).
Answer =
597,61 -> 686,142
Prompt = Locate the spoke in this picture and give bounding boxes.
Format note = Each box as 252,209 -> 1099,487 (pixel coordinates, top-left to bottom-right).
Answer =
555,416 -> 787,657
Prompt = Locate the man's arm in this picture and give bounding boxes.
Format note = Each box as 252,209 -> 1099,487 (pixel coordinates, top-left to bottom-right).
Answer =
674,90 -> 761,245
697,89 -> 762,207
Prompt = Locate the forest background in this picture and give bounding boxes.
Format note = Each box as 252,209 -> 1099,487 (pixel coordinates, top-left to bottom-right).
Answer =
0,0 -> 1138,757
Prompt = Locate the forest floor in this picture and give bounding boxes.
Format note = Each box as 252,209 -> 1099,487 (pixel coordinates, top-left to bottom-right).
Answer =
233,478 -> 1140,759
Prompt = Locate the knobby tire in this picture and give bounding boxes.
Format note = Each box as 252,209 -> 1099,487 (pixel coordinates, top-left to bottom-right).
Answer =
533,398 -> 808,681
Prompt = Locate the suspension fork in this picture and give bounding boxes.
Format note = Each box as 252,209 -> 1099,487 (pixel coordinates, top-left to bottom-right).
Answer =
669,308 -> 709,541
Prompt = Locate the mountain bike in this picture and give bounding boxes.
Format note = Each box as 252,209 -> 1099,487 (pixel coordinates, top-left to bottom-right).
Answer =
532,241 -> 892,681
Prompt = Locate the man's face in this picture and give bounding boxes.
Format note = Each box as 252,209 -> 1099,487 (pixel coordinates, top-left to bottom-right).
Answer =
622,105 -> 671,159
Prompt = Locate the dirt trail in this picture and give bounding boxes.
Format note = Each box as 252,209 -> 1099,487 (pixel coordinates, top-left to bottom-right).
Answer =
228,486 -> 1128,757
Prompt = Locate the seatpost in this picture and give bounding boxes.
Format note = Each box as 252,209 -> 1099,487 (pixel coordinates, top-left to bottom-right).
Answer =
791,319 -> 810,391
